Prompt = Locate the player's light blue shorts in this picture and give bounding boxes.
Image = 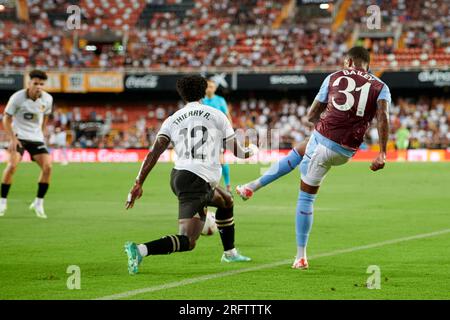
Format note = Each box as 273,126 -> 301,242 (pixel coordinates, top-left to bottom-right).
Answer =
299,131 -> 355,187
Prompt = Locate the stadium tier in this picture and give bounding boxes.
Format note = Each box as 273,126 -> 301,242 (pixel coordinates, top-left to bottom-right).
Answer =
0,96 -> 447,150
0,0 -> 449,69
0,0 -> 448,154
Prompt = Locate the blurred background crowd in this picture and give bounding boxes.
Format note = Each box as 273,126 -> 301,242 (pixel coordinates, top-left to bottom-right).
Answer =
0,95 -> 446,151
0,0 -> 448,70
0,0 -> 448,152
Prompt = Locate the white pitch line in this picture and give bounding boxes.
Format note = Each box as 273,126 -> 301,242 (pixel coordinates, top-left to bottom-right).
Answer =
94,228 -> 450,300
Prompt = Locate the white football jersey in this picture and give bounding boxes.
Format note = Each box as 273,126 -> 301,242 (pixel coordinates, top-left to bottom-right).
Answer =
4,89 -> 53,142
158,101 -> 235,188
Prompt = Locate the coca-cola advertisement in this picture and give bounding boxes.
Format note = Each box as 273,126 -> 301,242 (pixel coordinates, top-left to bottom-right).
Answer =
124,73 -> 231,91
125,74 -> 159,89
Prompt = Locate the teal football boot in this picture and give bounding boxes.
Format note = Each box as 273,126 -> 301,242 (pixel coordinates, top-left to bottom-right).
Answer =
124,241 -> 143,275
221,249 -> 251,263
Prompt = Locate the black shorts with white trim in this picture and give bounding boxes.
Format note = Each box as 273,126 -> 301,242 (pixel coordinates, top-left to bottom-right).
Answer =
17,139 -> 49,159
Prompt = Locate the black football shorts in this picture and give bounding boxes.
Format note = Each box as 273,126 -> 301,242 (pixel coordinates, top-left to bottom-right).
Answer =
170,169 -> 214,220
17,139 -> 49,159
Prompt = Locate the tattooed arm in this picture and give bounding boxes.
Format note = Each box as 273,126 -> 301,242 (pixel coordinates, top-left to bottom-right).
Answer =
125,135 -> 170,209
370,99 -> 389,171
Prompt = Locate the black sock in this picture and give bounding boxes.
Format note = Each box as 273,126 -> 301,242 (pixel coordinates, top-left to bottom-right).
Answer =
1,184 -> 11,198
144,235 -> 190,255
37,183 -> 49,198
216,206 -> 235,251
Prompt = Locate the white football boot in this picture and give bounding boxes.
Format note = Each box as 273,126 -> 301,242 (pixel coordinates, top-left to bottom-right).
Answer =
30,198 -> 47,219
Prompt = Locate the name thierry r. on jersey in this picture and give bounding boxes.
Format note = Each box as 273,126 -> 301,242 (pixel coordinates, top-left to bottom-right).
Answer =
173,109 -> 212,126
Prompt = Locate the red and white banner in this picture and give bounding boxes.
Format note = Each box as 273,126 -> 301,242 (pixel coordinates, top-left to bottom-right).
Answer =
0,149 -> 449,163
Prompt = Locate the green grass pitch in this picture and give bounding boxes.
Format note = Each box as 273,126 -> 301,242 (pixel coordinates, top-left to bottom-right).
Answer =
0,161 -> 449,300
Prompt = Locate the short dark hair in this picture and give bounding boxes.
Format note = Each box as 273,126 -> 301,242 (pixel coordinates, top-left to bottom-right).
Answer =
176,75 -> 207,102
346,46 -> 371,64
29,69 -> 48,81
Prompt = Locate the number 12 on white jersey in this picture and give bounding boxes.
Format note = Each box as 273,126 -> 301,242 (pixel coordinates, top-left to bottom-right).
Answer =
179,126 -> 210,160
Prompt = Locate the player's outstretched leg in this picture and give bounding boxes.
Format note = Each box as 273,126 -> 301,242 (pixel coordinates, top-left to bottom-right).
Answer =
125,217 -> 204,275
210,186 -> 251,262
30,154 -> 52,219
236,139 -> 308,201
221,163 -> 231,193
124,234 -> 191,275
0,151 -> 21,217
292,134 -> 350,269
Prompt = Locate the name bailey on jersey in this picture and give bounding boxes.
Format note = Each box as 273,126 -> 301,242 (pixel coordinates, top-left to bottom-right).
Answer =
343,69 -> 376,81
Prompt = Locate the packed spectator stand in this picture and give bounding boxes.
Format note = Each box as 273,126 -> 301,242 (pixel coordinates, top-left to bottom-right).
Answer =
1,96 -> 447,151
1,0 -> 449,70
0,0 -> 448,152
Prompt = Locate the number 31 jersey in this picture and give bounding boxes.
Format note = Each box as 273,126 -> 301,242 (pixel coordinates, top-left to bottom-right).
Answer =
157,101 -> 235,188
315,68 -> 391,151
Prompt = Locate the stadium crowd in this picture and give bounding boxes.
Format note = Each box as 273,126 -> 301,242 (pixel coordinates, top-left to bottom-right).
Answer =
0,0 -> 449,69
1,96 -> 446,151
0,1 -> 448,151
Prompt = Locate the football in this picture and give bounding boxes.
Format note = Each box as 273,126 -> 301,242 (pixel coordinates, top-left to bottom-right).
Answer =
201,211 -> 217,236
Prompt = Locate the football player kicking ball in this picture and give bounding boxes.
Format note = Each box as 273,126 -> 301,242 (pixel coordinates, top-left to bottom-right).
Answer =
124,75 -> 257,275
0,70 -> 53,219
237,46 -> 391,269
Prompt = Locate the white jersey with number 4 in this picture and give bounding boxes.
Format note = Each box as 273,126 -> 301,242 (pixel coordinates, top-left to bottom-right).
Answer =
4,89 -> 53,143
158,101 -> 235,188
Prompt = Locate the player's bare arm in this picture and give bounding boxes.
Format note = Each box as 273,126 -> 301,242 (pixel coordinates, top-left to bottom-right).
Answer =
126,135 -> 170,209
370,99 -> 389,171
306,100 -> 327,125
2,113 -> 22,152
41,115 -> 50,143
42,115 -> 49,136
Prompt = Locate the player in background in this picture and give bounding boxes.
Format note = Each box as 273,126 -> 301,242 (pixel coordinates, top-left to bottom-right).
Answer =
49,126 -> 69,165
202,79 -> 233,193
395,124 -> 410,161
55,126 -> 69,166
237,46 -> 391,269
124,75 -> 256,275
0,70 -> 53,218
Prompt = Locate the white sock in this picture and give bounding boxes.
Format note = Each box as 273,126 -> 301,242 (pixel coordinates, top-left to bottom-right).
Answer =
0,198 -> 7,204
35,198 -> 44,206
138,244 -> 148,257
296,246 -> 307,260
225,248 -> 237,256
